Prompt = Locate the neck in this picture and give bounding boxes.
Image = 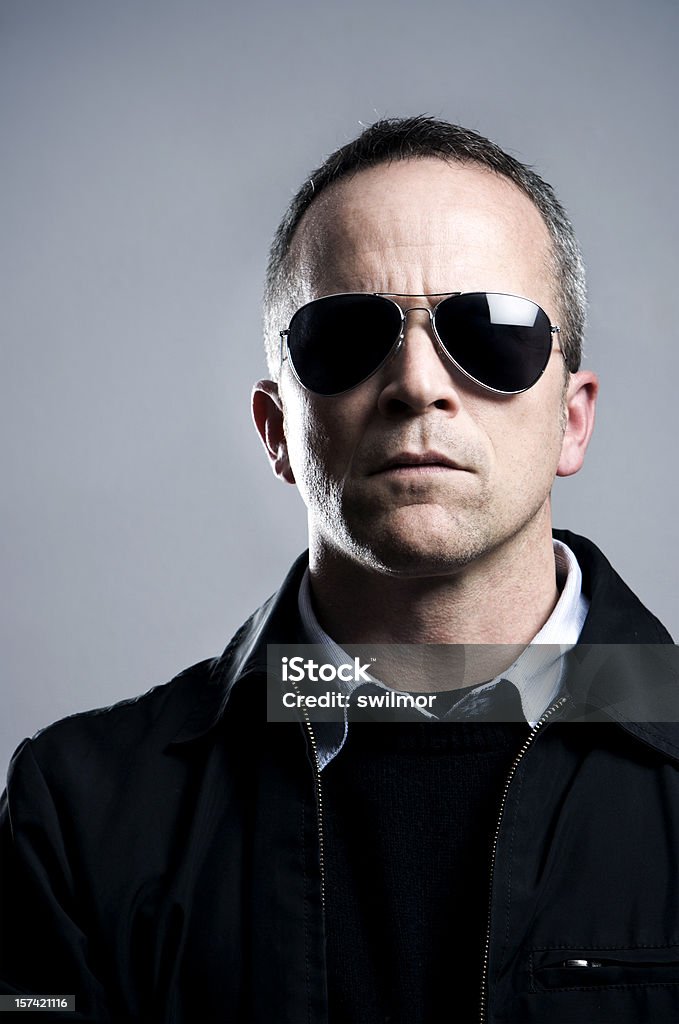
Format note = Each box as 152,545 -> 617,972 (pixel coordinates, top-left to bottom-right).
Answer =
308,520 -> 560,648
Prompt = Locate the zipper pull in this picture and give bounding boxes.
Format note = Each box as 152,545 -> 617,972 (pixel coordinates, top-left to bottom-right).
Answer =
562,959 -> 603,968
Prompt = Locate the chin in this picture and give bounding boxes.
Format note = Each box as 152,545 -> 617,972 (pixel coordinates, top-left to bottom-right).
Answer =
361,546 -> 476,579
347,522 -> 485,578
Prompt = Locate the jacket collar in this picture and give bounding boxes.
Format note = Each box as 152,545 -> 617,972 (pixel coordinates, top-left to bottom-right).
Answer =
169,533 -> 677,757
553,529 -> 673,644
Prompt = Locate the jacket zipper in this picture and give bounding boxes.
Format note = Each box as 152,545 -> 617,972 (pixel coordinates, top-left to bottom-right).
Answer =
292,684 -> 567,1017
479,695 -> 569,1024
289,679 -> 326,912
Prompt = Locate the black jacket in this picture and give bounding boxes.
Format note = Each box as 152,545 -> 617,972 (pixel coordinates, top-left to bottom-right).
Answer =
1,531 -> 677,1023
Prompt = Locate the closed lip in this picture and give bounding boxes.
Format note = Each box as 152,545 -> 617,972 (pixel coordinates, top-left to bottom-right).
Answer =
370,451 -> 465,474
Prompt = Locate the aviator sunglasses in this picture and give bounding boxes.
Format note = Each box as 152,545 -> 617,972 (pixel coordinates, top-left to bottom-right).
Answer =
280,291 -> 561,396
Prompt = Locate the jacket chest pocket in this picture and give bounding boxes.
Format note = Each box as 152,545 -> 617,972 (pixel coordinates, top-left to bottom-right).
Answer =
530,946 -> 679,991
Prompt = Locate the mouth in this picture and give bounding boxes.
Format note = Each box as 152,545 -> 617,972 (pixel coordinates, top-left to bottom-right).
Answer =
370,451 -> 466,476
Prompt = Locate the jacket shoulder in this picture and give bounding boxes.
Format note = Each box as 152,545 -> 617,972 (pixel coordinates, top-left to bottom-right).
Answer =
9,658 -> 219,786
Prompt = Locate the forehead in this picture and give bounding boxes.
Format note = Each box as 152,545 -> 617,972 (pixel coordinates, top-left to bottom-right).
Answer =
290,158 -> 555,304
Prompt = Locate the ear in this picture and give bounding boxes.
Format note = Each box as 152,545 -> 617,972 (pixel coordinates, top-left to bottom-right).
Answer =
556,371 -> 599,477
251,380 -> 296,485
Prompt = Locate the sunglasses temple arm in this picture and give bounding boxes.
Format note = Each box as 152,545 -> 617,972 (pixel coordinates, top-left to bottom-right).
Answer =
279,330 -> 289,368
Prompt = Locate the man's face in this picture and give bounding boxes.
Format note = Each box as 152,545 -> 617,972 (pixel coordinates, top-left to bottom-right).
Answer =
255,158 -> 594,579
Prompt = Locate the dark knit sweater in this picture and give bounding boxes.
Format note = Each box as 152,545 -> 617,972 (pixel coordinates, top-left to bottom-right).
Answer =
323,718 -> 530,1024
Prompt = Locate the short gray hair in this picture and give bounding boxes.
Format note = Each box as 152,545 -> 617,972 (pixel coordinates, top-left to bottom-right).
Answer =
263,116 -> 586,378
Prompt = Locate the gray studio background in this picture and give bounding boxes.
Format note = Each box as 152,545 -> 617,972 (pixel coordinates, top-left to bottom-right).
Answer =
2,0 -> 677,774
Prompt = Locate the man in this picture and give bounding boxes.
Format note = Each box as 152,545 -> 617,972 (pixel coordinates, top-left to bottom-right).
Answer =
1,117 -> 676,1023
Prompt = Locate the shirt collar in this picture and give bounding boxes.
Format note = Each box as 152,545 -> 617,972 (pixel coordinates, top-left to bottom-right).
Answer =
297,539 -> 589,769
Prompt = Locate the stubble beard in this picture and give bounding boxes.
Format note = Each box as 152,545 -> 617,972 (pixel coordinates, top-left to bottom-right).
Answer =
310,481 -> 510,580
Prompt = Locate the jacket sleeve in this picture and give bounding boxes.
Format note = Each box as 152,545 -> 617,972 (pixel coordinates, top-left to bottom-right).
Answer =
0,739 -> 112,1022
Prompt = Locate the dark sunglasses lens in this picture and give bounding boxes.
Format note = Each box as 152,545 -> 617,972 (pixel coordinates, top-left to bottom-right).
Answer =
434,293 -> 553,393
287,294 -> 402,395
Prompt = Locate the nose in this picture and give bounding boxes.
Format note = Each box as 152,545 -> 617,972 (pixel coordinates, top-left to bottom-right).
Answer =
376,306 -> 463,417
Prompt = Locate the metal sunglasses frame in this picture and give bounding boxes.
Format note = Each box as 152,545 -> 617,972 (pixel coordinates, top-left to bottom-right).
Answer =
280,291 -> 562,397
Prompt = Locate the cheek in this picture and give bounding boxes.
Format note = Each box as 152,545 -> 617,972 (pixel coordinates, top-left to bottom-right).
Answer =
283,390 -> 373,502
483,397 -> 565,488
281,394 -> 346,496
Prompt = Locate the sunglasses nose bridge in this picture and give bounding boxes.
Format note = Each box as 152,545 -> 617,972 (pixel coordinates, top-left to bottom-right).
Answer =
388,304 -> 453,385
397,304 -> 436,341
